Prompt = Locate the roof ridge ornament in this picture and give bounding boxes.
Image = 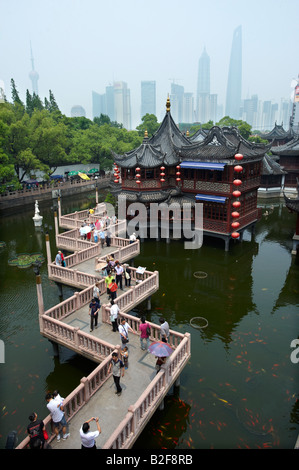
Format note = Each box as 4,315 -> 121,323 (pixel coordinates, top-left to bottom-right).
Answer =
166,95 -> 171,113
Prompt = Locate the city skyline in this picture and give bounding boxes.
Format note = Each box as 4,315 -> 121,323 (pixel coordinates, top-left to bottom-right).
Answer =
1,0 -> 298,129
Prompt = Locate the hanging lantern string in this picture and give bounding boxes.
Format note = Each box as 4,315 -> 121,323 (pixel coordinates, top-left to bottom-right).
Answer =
231,153 -> 243,239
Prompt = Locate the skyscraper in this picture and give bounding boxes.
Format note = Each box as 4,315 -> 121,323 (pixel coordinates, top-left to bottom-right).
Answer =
225,26 -> 242,119
196,48 -> 216,123
170,82 -> 184,123
29,43 -> 39,95
92,82 -> 131,128
114,81 -> 131,130
141,81 -> 156,118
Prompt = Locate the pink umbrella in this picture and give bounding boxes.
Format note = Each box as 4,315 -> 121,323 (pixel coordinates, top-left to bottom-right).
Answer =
148,341 -> 173,357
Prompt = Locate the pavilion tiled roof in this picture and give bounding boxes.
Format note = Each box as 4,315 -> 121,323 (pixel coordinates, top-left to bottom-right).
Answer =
176,126 -> 270,163
112,97 -> 190,168
271,135 -> 299,156
284,193 -> 299,213
261,154 -> 287,176
260,123 -> 294,142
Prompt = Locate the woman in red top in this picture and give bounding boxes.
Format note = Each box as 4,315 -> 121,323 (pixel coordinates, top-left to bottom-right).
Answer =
139,316 -> 150,351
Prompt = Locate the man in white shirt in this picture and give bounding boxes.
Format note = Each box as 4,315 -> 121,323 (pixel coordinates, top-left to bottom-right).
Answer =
45,393 -> 70,442
118,318 -> 133,350
115,262 -> 124,290
110,300 -> 119,332
79,417 -> 101,449
159,317 -> 170,343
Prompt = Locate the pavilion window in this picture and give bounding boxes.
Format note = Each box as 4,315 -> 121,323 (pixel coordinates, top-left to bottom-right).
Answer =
146,169 -> 154,179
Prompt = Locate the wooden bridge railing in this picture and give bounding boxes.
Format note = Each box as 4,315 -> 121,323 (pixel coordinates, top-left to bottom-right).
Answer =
102,333 -> 191,449
15,354 -> 115,449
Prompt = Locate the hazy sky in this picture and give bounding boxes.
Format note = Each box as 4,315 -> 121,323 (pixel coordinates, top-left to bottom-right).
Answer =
1,0 -> 298,128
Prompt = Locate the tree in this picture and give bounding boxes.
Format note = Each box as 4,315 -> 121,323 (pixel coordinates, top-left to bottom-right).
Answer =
10,79 -> 24,107
136,114 -> 160,137
216,116 -> 252,140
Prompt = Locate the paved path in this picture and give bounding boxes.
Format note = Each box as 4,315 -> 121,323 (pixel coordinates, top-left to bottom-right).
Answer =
50,321 -> 158,449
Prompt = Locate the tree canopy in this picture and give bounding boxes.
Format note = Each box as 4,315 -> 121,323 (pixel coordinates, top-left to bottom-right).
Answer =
0,81 -> 143,192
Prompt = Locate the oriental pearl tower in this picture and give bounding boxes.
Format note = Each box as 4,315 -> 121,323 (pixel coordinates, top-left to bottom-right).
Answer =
29,42 -> 39,95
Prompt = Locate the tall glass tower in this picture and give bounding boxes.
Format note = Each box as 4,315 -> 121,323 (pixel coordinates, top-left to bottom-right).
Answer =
196,47 -> 211,122
141,81 -> 156,118
225,26 -> 242,119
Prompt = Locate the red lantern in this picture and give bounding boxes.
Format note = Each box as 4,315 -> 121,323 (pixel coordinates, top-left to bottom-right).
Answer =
136,180 -> 141,184
231,221 -> 240,229
160,172 -> 165,176
232,211 -> 240,218
176,165 -> 181,169
234,153 -> 243,161
176,171 -> 181,176
114,179 -> 119,183
135,173 -> 141,178
135,167 -> 141,172
233,179 -> 242,186
176,178 -> 181,182
233,201 -> 241,208
231,232 -> 240,239
232,190 -> 241,197
234,165 -> 243,173
160,166 -> 165,171
160,178 -> 165,182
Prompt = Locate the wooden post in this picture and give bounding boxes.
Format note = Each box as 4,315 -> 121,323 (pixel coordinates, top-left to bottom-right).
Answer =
54,211 -> 59,236
57,196 -> 61,222
35,272 -> 44,330
45,233 -> 52,275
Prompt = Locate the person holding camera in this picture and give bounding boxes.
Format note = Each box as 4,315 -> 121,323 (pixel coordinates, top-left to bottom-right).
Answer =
79,417 -> 101,449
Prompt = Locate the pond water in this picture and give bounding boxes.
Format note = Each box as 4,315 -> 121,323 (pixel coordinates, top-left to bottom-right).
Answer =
0,193 -> 298,449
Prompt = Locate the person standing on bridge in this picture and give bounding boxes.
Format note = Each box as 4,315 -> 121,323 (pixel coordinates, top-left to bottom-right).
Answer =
89,298 -> 100,332
108,352 -> 124,396
79,417 -> 101,450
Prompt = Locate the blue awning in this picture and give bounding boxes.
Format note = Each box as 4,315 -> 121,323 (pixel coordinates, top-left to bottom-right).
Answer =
195,194 -> 227,204
180,161 -> 226,171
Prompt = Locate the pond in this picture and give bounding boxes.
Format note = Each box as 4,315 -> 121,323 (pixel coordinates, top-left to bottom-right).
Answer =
0,193 -> 298,449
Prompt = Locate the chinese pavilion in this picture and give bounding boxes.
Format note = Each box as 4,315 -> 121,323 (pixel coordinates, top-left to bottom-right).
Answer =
260,122 -> 295,147
111,98 -> 270,250
271,134 -> 299,193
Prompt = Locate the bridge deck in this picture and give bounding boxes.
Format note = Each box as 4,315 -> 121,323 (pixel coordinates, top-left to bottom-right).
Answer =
16,204 -> 191,449
50,324 -> 158,449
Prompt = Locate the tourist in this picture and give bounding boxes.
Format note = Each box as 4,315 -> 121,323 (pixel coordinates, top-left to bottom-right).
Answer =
99,230 -> 106,248
110,299 -> 119,332
27,412 -> 46,449
105,272 -> 114,298
93,282 -> 101,302
60,251 -> 66,267
45,393 -> 70,442
124,265 -> 131,287
155,356 -> 167,374
107,352 -> 125,396
55,251 -> 62,266
89,298 -> 100,332
121,346 -> 129,369
115,262 -> 124,290
129,232 -> 137,244
139,316 -> 151,351
118,317 -> 133,350
108,278 -> 118,301
106,229 -> 111,247
79,417 -> 101,450
159,317 -> 170,343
